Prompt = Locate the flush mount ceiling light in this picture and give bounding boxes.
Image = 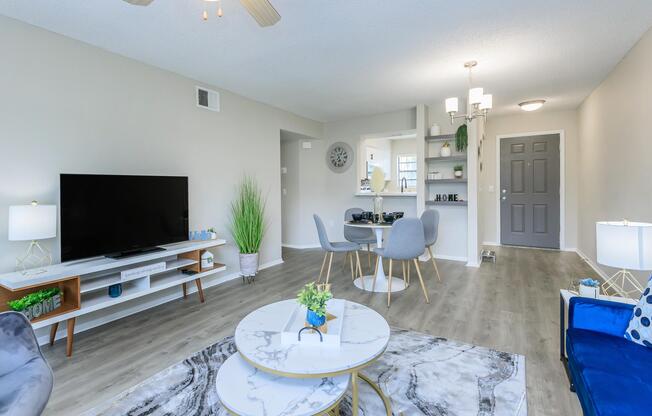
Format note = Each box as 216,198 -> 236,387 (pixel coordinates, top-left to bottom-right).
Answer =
519,100 -> 546,112
444,61 -> 493,124
122,0 -> 281,27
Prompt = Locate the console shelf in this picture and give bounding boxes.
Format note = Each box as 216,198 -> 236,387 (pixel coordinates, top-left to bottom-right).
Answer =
0,239 -> 226,357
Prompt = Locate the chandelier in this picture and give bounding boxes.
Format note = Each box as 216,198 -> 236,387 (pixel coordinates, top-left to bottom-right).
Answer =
444,61 -> 493,124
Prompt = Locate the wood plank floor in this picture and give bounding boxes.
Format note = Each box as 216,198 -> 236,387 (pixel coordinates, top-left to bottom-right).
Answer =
42,246 -> 589,415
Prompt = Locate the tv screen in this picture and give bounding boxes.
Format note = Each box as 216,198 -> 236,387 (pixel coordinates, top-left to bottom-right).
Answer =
60,174 -> 189,262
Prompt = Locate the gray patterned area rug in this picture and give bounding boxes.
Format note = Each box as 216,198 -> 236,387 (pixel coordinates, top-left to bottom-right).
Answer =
85,329 -> 526,416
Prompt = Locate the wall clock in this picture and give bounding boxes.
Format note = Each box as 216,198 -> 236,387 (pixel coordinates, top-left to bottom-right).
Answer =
326,142 -> 354,173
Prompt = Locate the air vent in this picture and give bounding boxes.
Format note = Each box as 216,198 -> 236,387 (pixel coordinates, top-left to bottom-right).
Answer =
196,86 -> 220,112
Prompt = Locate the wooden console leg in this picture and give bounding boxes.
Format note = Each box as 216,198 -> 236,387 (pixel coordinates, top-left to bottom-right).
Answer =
195,278 -> 205,303
66,318 -> 76,357
50,322 -> 59,346
182,282 -> 188,299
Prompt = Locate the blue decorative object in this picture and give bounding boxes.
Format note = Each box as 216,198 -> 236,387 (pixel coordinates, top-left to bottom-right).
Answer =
579,278 -> 600,287
306,310 -> 326,327
108,283 -> 123,298
625,277 -> 652,348
565,297 -> 652,415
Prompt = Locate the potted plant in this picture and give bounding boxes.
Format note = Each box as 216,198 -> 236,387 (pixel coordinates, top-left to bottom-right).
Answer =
455,124 -> 468,151
440,141 -> 451,157
297,282 -> 333,327
8,287 -> 62,321
230,176 -> 266,278
454,164 -> 464,178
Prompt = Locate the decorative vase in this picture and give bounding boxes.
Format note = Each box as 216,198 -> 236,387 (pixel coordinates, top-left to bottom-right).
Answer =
440,145 -> 451,157
430,123 -> 441,136
239,253 -> 259,277
373,195 -> 384,217
306,310 -> 326,327
108,283 -> 122,298
454,170 -> 463,178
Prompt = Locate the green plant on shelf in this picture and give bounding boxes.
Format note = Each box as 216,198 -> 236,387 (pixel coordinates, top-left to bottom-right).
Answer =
455,124 -> 468,151
7,287 -> 61,312
297,282 -> 332,317
454,165 -> 464,172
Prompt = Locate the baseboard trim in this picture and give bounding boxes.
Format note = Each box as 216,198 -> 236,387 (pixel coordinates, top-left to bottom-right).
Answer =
482,241 -> 499,246
282,243 -> 321,249
37,258 -> 285,346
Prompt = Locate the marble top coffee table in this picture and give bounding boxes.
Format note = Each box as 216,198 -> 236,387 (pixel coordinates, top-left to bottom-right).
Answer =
234,299 -> 392,416
216,352 -> 349,416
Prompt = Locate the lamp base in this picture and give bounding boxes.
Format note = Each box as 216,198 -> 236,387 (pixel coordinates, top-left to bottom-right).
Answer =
601,269 -> 644,299
16,241 -> 52,275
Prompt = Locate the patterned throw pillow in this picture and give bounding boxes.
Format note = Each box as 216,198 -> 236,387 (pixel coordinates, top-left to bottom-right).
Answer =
625,277 -> 652,348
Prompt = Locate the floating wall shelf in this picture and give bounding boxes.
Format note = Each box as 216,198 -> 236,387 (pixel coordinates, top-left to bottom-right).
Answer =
425,155 -> 467,162
425,134 -> 456,142
425,178 -> 467,184
426,200 -> 468,206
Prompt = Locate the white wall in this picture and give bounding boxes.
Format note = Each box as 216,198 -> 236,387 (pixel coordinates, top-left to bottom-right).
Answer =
577,27 -> 652,285
0,16 -> 322,335
482,110 -> 580,249
281,135 -> 301,245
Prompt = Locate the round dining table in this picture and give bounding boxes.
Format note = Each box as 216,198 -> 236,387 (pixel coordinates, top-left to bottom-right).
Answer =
344,221 -> 407,293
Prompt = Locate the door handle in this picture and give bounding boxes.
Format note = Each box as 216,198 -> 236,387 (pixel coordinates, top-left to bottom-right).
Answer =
501,196 -> 507,201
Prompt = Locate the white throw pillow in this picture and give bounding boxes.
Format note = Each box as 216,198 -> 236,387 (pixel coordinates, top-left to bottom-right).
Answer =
625,277 -> 652,348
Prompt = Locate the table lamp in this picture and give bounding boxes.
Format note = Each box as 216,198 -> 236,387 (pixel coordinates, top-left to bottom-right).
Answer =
596,220 -> 652,298
8,201 -> 57,274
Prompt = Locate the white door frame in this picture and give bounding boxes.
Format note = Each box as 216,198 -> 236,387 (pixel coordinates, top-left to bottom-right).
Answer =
495,130 -> 565,250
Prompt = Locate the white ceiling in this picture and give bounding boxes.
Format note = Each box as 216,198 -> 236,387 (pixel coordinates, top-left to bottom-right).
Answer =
2,1 -> 652,122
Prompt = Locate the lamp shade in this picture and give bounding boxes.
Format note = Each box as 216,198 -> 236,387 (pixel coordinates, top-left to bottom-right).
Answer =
479,94 -> 493,110
8,204 -> 57,241
596,221 -> 652,270
468,87 -> 484,105
445,97 -> 459,113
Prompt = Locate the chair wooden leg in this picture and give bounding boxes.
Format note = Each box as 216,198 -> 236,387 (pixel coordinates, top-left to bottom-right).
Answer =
182,282 -> 188,299
413,259 -> 430,304
325,252 -> 334,284
342,252 -> 349,269
367,244 -> 371,270
49,322 -> 59,346
66,318 -> 76,357
349,251 -> 355,281
355,251 -> 365,290
402,261 -> 408,287
427,246 -> 442,282
387,259 -> 393,307
372,255 -> 381,292
195,278 -> 205,303
318,252 -> 328,282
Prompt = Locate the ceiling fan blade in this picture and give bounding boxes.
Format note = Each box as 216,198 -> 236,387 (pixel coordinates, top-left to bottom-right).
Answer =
122,0 -> 155,6
239,0 -> 281,27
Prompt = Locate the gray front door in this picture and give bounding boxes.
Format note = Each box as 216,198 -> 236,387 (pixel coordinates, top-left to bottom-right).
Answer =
500,134 -> 560,249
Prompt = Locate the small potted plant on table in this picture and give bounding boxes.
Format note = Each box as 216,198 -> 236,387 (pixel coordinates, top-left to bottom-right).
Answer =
297,283 -> 333,328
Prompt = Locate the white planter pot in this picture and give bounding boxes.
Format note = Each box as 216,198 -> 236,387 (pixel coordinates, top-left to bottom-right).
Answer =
579,284 -> 599,298
440,146 -> 451,157
239,253 -> 259,277
454,170 -> 463,178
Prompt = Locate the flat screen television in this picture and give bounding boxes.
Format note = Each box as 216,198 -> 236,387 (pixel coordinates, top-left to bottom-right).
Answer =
60,174 -> 189,262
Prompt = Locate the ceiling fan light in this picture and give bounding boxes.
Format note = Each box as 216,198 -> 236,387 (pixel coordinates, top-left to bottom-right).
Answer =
445,97 -> 459,114
479,94 -> 493,110
469,88 -> 484,106
519,100 -> 545,111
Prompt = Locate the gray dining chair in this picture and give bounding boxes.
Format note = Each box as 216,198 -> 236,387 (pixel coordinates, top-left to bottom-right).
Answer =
421,209 -> 442,281
373,218 -> 429,307
344,208 -> 376,270
313,214 -> 363,286
0,311 -> 54,416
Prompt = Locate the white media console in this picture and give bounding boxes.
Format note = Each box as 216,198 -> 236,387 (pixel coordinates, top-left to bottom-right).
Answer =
0,239 -> 226,356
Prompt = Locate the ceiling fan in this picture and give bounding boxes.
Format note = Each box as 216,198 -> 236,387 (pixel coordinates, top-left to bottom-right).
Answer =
122,0 -> 281,27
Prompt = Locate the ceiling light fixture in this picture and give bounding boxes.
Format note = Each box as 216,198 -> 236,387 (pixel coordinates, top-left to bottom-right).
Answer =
519,100 -> 545,112
445,61 -> 493,124
203,0 -> 224,21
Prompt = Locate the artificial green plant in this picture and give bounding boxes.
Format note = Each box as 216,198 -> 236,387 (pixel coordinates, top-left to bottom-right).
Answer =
7,287 -> 60,312
455,124 -> 468,151
229,176 -> 266,254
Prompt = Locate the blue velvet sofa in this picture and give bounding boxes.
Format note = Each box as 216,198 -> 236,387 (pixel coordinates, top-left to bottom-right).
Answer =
565,297 -> 652,416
